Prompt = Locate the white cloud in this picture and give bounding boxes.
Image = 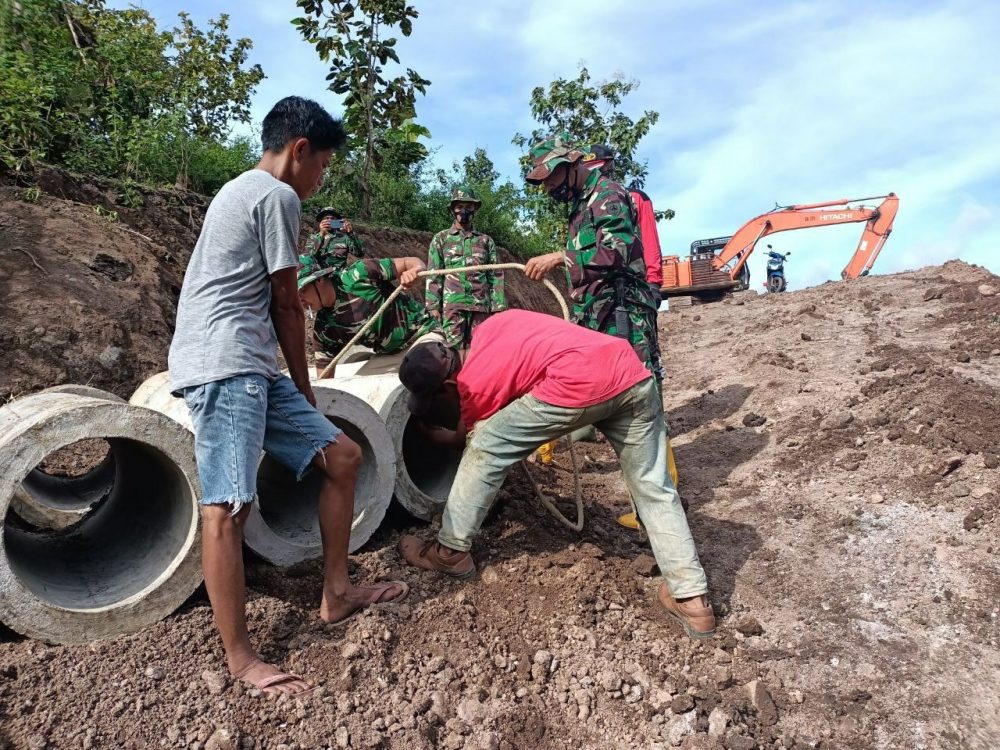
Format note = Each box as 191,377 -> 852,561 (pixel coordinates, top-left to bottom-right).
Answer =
106,0 -> 1000,286
645,1 -> 1000,289
955,201 -> 993,235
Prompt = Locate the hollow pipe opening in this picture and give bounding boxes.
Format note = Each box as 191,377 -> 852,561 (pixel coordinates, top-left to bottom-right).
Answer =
16,439 -> 116,526
4,437 -> 195,611
254,417 -> 379,551
400,409 -> 464,505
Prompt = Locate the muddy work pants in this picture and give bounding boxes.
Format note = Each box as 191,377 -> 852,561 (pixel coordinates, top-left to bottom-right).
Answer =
438,378 -> 708,599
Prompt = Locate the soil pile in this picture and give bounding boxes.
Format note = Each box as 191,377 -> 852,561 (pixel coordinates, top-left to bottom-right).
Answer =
0,167 -> 564,400
0,169 -> 998,749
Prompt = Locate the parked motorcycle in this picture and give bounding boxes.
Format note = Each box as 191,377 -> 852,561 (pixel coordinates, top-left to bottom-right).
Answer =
765,245 -> 790,293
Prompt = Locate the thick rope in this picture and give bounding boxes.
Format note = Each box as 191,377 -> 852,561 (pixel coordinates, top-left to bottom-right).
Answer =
313,262 -> 584,531
520,436 -> 584,532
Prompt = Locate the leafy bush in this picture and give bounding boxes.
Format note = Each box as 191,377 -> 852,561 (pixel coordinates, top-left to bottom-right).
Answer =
0,0 -> 263,191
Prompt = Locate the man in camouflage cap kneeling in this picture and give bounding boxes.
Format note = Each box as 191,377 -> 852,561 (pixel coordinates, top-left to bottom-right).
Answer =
297,252 -> 442,376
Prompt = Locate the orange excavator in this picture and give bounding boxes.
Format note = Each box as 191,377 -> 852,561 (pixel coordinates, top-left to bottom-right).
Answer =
660,193 -> 900,299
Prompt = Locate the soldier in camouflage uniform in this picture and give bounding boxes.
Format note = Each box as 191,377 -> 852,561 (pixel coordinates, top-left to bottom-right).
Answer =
523,134 -> 663,382
305,207 -> 365,273
426,186 -> 507,350
297,252 -> 440,365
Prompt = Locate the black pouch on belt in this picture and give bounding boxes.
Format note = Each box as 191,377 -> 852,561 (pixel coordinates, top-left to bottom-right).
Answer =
613,277 -> 632,340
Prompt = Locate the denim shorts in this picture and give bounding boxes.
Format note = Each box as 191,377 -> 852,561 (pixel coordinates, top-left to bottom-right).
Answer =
182,374 -> 341,508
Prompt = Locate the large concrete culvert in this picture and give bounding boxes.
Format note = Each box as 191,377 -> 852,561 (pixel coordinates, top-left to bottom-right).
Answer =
4,385 -> 124,530
131,373 -> 396,565
0,392 -> 202,644
319,354 -> 465,521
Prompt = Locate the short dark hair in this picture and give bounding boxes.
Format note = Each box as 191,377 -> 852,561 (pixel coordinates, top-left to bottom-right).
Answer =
261,96 -> 346,153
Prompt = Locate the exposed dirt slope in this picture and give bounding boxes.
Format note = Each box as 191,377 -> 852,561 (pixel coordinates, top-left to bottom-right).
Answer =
1,258 -> 997,750
0,167 -> 564,400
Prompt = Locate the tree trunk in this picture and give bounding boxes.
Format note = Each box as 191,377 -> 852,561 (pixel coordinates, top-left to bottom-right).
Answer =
359,13 -> 378,220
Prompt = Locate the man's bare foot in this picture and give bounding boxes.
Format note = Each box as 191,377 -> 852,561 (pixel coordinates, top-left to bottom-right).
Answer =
320,581 -> 409,625
231,657 -> 313,696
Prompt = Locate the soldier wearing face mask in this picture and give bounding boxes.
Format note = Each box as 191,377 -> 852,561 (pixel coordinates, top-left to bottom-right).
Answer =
425,186 -> 507,351
523,134 -> 661,382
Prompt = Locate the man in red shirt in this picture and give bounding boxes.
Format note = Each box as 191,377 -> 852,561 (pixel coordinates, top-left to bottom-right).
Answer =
629,186 -> 665,303
396,310 -> 715,638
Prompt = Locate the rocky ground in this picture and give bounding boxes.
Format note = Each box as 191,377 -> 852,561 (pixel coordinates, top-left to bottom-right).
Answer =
0,259 -> 997,749
1,170 -> 999,749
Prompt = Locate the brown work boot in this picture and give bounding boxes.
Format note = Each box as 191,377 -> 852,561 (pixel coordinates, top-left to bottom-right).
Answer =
658,583 -> 716,639
398,535 -> 476,579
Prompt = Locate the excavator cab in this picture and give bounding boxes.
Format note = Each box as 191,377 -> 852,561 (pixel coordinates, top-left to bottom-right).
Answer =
689,236 -> 750,291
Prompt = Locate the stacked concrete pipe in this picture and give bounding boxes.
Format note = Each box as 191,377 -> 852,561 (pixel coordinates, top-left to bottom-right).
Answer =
131,372 -> 396,565
6,384 -> 124,530
319,352 -> 464,521
0,391 -> 202,644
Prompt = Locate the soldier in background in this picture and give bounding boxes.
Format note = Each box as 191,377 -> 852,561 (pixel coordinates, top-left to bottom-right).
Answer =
426,186 -> 506,353
306,207 -> 365,273
569,141 -> 679,523
585,145 -> 665,310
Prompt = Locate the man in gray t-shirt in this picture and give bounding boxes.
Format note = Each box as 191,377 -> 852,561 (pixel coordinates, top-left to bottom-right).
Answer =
168,96 -> 408,697
169,167 -> 304,390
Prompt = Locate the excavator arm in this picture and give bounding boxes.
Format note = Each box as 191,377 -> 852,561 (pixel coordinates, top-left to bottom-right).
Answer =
712,193 -> 899,281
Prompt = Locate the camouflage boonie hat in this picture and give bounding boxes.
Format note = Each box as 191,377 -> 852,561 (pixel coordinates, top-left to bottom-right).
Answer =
297,253 -> 337,290
315,206 -> 342,222
449,185 -> 481,206
525,132 -> 585,184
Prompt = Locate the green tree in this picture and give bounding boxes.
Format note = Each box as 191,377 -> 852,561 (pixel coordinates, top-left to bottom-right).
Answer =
166,13 -> 264,188
0,0 -> 263,193
384,117 -> 431,168
513,66 -> 660,188
293,0 -> 431,219
0,0 -> 99,171
512,66 -> 673,247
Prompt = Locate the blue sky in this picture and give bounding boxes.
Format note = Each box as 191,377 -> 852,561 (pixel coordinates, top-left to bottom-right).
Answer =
112,0 -> 1000,290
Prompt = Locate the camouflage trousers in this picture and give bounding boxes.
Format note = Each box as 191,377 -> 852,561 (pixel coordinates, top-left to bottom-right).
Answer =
441,309 -> 490,349
314,296 -> 440,357
586,305 -> 664,383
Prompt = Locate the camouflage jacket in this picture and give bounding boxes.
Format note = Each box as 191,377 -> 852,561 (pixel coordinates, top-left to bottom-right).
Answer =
313,258 -> 437,354
565,170 -> 656,330
426,227 -> 507,315
304,230 -> 365,274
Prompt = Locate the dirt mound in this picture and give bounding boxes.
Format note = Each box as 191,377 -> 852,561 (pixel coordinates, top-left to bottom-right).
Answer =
1,167 -> 999,749
0,166 -> 565,400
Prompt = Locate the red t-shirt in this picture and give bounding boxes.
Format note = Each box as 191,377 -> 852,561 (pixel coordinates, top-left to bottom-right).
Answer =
457,310 -> 652,429
630,189 -> 663,285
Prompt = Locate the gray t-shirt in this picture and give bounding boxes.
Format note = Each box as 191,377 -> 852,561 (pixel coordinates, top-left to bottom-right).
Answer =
168,170 -> 301,393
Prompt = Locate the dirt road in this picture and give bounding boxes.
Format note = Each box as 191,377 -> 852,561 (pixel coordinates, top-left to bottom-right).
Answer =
1,260 -> 998,750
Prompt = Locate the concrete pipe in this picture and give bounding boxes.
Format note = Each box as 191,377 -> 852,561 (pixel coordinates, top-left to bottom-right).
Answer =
130,373 -> 396,564
0,392 -> 202,644
4,385 -> 124,530
321,354 -> 465,521
130,371 -> 192,427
